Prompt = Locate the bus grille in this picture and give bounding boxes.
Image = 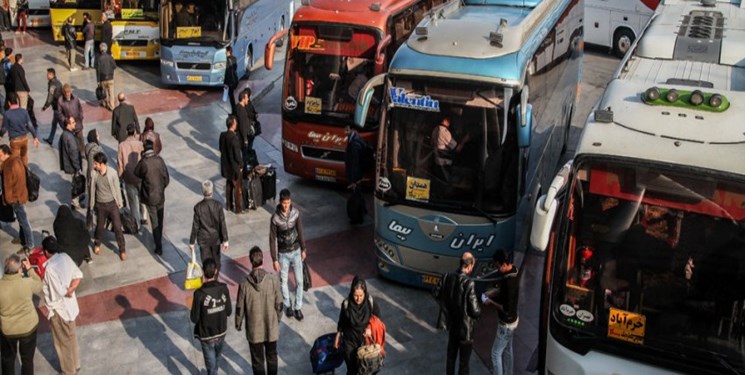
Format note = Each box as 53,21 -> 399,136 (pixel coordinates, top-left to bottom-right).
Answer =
301,146 -> 345,162
118,40 -> 149,47
176,62 -> 211,70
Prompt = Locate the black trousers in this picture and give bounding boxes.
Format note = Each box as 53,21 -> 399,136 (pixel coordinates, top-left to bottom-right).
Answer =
225,176 -> 242,213
446,333 -> 473,375
249,341 -> 277,375
146,204 -> 165,253
0,329 -> 37,375
228,85 -> 238,115
199,244 -> 221,270
95,200 -> 126,253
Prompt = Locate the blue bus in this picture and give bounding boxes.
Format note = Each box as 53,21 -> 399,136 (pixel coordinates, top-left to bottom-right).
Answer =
159,0 -> 293,86
354,0 -> 583,288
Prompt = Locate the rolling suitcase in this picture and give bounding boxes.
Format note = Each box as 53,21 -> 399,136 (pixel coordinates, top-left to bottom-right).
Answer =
247,175 -> 263,210
261,166 -> 277,203
310,333 -> 343,374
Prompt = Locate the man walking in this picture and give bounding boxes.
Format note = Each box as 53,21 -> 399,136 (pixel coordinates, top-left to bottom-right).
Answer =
223,45 -> 239,115
134,140 -> 169,255
436,251 -> 481,375
269,188 -> 307,321
189,180 -> 229,270
56,84 -> 85,160
42,68 -> 63,145
8,53 -> 30,109
236,246 -> 282,375
41,236 -> 83,375
82,13 -> 95,69
0,254 -> 42,375
218,115 -> 243,214
0,144 -> 34,251
117,123 -> 144,230
0,92 -> 38,166
111,92 -> 140,142
90,152 -> 127,260
95,43 -> 116,110
484,250 -> 519,375
59,116 -> 83,209
62,17 -> 77,71
191,258 -> 231,375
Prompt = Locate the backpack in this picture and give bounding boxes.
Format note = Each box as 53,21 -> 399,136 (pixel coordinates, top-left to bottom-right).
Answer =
25,167 -> 40,202
0,58 -> 9,85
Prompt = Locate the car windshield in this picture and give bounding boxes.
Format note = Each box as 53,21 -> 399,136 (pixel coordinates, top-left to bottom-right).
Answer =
283,24 -> 381,126
553,159 -> 745,372
377,77 -> 518,215
160,0 -> 228,42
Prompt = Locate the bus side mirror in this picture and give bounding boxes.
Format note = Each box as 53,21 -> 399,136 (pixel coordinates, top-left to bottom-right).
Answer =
374,53 -> 386,75
355,73 -> 386,127
374,35 -> 391,75
516,104 -> 532,148
530,161 -> 572,251
264,29 -> 289,71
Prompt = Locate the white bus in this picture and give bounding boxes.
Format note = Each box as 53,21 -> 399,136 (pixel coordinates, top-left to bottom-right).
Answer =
585,0 -> 659,57
531,0 -> 745,373
12,0 -> 51,28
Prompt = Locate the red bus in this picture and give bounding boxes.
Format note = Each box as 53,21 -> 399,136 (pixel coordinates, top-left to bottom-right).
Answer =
265,0 -> 447,183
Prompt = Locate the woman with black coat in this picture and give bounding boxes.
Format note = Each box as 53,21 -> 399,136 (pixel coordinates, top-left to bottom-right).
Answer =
53,204 -> 92,265
335,276 -> 381,374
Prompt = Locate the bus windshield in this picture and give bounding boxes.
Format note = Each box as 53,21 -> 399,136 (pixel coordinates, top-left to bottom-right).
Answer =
284,24 -> 380,126
553,159 -> 745,372
160,0 -> 228,44
377,77 -> 519,215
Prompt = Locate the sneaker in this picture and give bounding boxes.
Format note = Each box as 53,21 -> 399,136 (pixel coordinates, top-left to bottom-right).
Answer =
285,306 -> 293,318
294,309 -> 304,321
155,248 -> 163,256
85,257 -> 93,264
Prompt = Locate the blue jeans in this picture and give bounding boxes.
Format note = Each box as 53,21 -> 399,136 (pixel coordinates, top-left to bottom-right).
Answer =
279,248 -> 303,310
12,203 -> 33,248
84,40 -> 95,68
124,183 -> 142,226
200,337 -> 225,375
491,321 -> 517,375
47,115 -> 61,142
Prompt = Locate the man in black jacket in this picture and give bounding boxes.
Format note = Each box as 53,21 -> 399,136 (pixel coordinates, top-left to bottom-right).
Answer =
191,257 -> 231,375
42,68 -> 63,145
218,115 -> 243,214
62,17 -> 77,71
223,46 -> 239,115
95,43 -> 116,110
436,251 -> 481,375
56,84 -> 85,160
235,88 -> 258,170
111,92 -> 140,142
59,116 -> 83,209
100,13 -> 112,55
189,180 -> 229,271
9,53 -> 30,109
483,250 -> 519,375
134,141 -> 169,255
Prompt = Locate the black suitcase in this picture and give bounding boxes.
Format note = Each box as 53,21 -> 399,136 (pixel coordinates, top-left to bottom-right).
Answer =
247,176 -> 263,210
261,167 -> 276,203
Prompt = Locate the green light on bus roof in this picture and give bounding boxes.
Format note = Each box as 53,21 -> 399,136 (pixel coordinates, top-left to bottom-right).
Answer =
641,87 -> 730,113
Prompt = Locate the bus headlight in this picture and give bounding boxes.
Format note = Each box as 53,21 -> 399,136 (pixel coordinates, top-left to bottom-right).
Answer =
374,236 -> 399,263
665,88 -> 679,103
689,90 -> 705,106
213,62 -> 226,70
282,139 -> 299,153
160,59 -> 174,68
709,93 -> 723,108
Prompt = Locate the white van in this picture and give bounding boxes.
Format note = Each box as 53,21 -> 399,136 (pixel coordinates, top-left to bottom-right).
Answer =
585,0 -> 659,57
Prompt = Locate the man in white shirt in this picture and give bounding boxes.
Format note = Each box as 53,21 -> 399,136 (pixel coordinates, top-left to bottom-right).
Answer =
41,236 -> 83,375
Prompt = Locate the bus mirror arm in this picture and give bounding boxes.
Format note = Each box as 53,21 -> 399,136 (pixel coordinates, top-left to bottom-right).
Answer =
354,73 -> 386,127
375,35 -> 392,68
264,29 -> 289,71
530,161 -> 572,251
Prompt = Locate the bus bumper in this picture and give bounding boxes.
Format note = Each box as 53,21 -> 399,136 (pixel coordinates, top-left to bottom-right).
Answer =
159,62 -> 225,87
281,141 -> 350,184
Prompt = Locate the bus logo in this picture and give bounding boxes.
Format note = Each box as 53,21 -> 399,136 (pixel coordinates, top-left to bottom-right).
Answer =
449,233 -> 495,252
389,87 -> 440,112
388,220 -> 413,241
291,35 -> 323,50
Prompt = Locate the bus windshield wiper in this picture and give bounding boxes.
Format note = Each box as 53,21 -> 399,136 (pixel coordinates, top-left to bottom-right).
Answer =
467,204 -> 497,224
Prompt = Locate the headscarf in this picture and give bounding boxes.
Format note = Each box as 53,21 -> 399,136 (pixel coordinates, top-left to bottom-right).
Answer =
346,275 -> 372,330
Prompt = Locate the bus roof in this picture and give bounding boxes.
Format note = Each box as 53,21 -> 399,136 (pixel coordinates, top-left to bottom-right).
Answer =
575,0 -> 745,177
636,0 -> 745,67
292,0 -> 424,33
388,0 -> 572,84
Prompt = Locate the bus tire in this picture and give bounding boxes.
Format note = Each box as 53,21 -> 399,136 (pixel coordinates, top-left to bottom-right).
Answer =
613,28 -> 635,58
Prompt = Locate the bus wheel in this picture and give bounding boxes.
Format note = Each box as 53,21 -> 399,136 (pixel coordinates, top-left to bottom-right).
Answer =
275,16 -> 286,47
613,28 -> 634,58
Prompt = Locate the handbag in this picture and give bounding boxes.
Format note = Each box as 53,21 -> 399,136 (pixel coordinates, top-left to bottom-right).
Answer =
356,338 -> 384,375
25,167 -> 40,202
184,246 -> 204,290
96,84 -> 107,101
71,173 -> 86,198
303,261 -> 311,291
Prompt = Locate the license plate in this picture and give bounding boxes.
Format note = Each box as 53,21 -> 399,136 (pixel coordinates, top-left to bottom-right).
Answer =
422,274 -> 441,286
123,51 -> 145,58
186,75 -> 203,82
315,175 -> 336,183
315,168 -> 337,177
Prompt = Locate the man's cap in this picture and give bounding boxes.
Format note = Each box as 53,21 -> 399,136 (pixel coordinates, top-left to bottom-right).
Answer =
42,236 -> 60,254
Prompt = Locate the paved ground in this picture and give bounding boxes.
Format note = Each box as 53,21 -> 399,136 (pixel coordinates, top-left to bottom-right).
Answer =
0,25 -> 619,375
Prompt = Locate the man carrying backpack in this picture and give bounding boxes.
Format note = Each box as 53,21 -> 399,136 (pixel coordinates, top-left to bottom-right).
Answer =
42,68 -> 63,146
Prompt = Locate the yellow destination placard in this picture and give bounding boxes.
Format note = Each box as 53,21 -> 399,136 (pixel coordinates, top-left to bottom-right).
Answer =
406,176 -> 430,202
176,27 -> 201,39
120,8 -> 144,19
305,96 -> 322,115
607,308 -> 646,345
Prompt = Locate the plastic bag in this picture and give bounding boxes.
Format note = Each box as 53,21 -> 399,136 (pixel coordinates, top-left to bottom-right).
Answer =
184,246 -> 203,290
